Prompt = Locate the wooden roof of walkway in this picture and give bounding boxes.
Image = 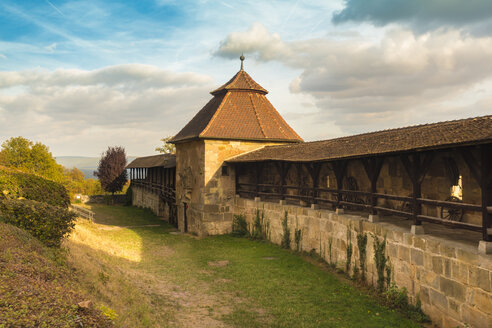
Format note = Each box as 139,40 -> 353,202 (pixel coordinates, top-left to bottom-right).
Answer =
126,154 -> 176,169
227,115 -> 492,163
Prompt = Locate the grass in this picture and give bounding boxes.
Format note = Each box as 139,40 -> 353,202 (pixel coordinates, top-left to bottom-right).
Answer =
65,204 -> 424,328
0,222 -> 111,327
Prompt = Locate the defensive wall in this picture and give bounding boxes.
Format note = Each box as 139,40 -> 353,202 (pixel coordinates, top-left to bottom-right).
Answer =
234,197 -> 492,328
132,185 -> 169,218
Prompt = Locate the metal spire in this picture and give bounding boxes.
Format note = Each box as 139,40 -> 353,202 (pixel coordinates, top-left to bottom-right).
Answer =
240,54 -> 245,70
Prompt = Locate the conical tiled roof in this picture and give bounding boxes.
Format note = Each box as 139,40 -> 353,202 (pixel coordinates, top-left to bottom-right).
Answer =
210,70 -> 268,95
171,68 -> 303,144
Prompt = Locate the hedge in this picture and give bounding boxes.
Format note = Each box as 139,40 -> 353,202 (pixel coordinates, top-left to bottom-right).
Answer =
0,198 -> 76,247
0,168 -> 70,207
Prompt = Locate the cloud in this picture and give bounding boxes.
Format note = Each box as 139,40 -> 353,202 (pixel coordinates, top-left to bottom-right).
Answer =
332,0 -> 492,33
0,64 -> 214,156
215,23 -> 291,61
216,23 -> 492,135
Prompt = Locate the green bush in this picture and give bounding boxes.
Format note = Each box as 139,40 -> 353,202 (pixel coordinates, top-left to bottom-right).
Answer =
281,211 -> 290,249
0,168 -> 70,207
232,214 -> 249,237
251,209 -> 269,240
0,198 -> 76,247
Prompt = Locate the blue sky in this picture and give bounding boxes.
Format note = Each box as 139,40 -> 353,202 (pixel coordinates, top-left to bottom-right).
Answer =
1,0 -> 492,156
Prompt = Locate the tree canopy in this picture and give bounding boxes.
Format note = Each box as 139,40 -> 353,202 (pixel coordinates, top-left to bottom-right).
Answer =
155,136 -> 176,154
0,136 -> 64,182
94,146 -> 128,194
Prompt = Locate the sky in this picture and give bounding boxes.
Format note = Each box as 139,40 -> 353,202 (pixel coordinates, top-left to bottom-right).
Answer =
1,0 -> 492,157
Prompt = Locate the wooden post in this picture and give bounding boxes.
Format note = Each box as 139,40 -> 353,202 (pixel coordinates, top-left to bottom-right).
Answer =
331,160 -> 348,209
234,163 -> 240,196
361,157 -> 384,215
255,162 -> 263,198
481,145 -> 492,241
307,163 -> 321,205
401,152 -> 434,226
459,146 -> 492,241
274,162 -> 290,201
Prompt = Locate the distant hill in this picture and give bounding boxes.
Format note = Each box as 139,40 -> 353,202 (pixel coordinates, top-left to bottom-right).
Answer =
55,156 -> 137,179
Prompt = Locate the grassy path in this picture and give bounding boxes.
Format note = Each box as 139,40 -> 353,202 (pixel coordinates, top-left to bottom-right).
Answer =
65,204 -> 422,328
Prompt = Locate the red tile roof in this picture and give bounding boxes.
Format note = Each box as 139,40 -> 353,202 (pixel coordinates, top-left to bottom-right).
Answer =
227,115 -> 492,163
171,69 -> 303,144
210,70 -> 268,95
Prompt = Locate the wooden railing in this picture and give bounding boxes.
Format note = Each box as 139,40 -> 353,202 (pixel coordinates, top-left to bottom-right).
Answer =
70,204 -> 95,222
236,182 -> 483,233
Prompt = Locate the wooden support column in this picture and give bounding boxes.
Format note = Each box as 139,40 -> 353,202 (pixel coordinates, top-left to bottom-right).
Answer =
331,160 -> 348,209
462,145 -> 492,241
234,164 -> 240,196
307,163 -> 322,205
401,152 -> 434,226
481,145 -> 492,241
274,162 -> 291,200
255,162 -> 263,198
361,157 -> 384,215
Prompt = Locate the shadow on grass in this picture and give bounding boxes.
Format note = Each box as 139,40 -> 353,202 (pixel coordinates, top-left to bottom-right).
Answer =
67,204 -> 424,328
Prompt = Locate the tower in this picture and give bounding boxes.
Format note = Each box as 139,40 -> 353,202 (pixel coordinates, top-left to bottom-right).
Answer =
170,57 -> 302,235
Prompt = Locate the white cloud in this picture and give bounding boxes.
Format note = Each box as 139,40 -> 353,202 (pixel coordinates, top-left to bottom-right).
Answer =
0,64 -> 215,156
216,23 -> 492,135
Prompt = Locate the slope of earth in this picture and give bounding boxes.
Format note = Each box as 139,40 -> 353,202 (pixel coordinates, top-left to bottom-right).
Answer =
0,222 -> 112,327
65,204 -> 424,328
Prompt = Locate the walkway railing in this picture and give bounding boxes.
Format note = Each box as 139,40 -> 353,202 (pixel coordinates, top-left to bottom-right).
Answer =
70,204 -> 95,222
237,182 -> 484,233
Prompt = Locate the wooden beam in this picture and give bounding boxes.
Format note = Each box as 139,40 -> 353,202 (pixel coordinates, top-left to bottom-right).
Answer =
400,152 -> 434,226
331,160 -> 348,209
307,163 -> 322,205
361,157 -> 384,214
481,144 -> 492,241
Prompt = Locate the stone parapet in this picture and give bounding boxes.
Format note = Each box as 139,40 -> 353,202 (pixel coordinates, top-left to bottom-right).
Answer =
234,197 -> 492,328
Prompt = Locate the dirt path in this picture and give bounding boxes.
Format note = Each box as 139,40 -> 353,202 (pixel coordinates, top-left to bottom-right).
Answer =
65,207 -> 237,327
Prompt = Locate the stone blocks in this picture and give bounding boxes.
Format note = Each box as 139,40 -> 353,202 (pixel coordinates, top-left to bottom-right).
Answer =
233,197 -> 492,328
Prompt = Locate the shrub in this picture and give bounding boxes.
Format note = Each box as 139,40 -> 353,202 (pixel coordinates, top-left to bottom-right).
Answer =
294,227 -> 302,252
346,228 -> 353,273
357,232 -> 368,282
0,168 -> 70,207
384,283 -> 430,323
251,208 -> 269,240
373,234 -> 388,292
281,211 -> 290,249
232,214 -> 249,237
0,198 -> 76,247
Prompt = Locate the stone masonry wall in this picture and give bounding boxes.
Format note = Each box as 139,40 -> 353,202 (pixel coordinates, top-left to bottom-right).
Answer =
175,139 -> 289,236
200,139 -> 288,235
234,197 -> 492,328
132,185 -> 169,218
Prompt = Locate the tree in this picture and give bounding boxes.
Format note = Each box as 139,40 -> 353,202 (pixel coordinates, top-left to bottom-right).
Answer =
0,136 -> 64,182
155,136 -> 176,154
94,146 -> 128,198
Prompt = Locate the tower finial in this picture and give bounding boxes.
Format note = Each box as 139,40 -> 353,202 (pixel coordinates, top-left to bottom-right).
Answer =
240,54 -> 245,70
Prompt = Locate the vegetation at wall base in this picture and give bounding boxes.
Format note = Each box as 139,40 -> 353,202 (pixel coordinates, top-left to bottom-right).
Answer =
280,211 -> 291,249
294,226 -> 302,252
357,232 -> 368,282
251,208 -> 269,240
0,222 -> 112,327
345,227 -> 353,273
232,214 -> 249,237
373,234 -> 389,292
0,198 -> 76,247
